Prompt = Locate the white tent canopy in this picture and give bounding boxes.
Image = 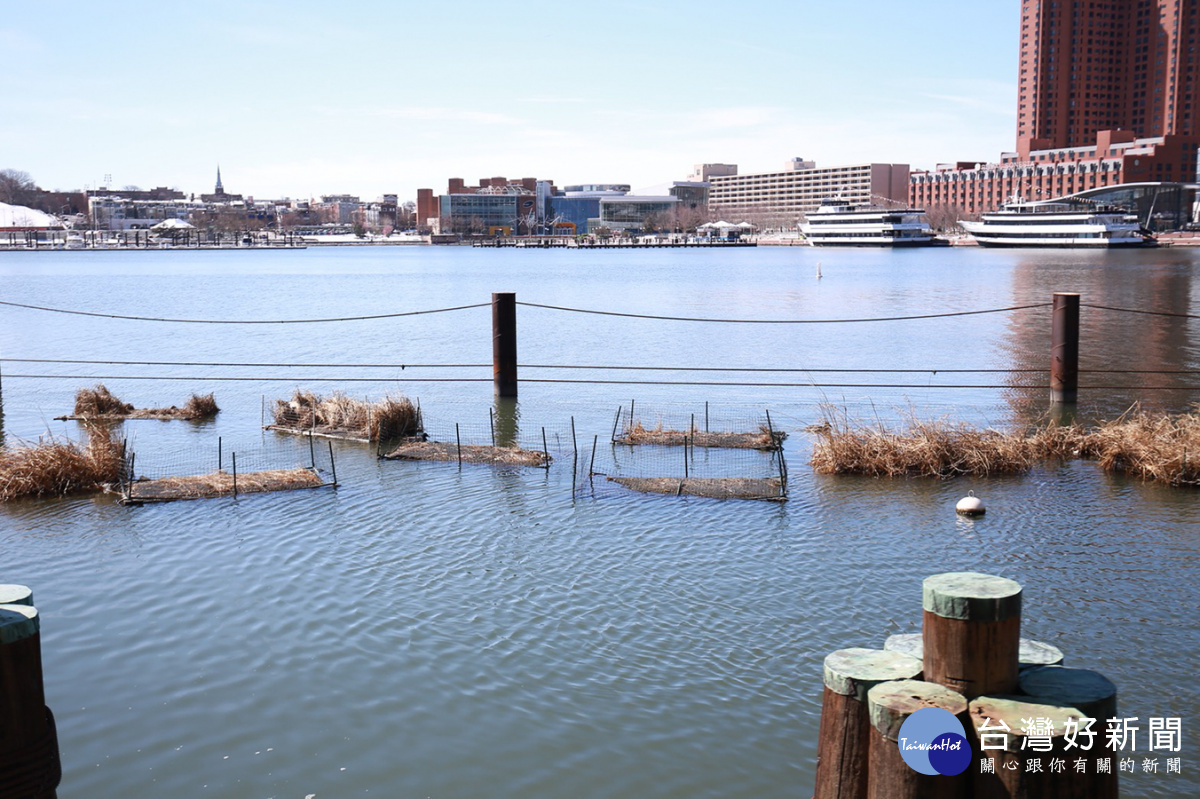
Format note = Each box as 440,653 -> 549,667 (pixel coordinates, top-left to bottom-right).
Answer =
150,218 -> 195,230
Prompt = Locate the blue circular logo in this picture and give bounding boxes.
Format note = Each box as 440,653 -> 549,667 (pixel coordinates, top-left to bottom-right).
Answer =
896,707 -> 971,776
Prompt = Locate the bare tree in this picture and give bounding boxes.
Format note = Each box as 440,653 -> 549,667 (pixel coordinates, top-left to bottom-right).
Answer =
0,169 -> 38,206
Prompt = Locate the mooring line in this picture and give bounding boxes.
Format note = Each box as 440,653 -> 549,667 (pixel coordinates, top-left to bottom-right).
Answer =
0,299 -> 490,324
515,301 -> 1053,323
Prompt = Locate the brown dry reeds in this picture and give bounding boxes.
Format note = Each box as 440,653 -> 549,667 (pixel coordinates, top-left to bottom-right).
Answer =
382,441 -> 549,467
128,467 -> 325,502
0,424 -> 124,501
809,406 -> 1084,479
181,393 -> 220,420
69,385 -> 220,421
74,385 -> 133,416
809,404 -> 1200,485
271,390 -> 420,441
1079,405 -> 1200,486
617,421 -> 785,450
608,476 -> 784,501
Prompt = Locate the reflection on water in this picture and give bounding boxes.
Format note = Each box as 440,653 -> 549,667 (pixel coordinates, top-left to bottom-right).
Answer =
1004,248 -> 1199,423
0,246 -> 1198,798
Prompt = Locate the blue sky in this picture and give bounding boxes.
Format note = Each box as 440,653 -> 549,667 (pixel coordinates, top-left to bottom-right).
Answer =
0,1 -> 1018,200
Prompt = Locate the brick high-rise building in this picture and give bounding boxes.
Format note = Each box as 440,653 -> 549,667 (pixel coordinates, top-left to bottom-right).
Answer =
1017,0 -> 1200,158
911,0 -> 1200,226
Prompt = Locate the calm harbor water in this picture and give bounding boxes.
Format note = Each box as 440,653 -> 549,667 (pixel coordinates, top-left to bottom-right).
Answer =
1,245 -> 1198,798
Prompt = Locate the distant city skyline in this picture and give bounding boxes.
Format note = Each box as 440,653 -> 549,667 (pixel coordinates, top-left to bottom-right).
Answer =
2,1 -> 1017,200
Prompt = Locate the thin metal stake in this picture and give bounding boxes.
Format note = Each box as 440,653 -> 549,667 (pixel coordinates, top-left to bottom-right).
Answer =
765,409 -> 777,450
490,408 -> 495,446
232,452 -> 238,498
309,429 -> 316,469
611,406 -> 622,442
683,435 -> 689,479
705,401 -> 709,432
328,440 -> 338,487
589,435 -> 598,480
456,423 -> 462,468
218,436 -> 223,471
542,426 -> 550,471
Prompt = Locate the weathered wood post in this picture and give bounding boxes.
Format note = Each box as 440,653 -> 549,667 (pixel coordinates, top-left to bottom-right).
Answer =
1018,665 -> 1117,721
922,572 -> 1022,699
492,292 -> 518,397
1050,292 -> 1080,405
0,597 -> 61,798
814,648 -> 922,799
866,679 -> 969,799
969,695 -> 1116,799
886,633 -> 1063,672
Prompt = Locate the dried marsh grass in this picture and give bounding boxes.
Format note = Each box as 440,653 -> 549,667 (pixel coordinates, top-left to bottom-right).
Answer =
1080,405 -> 1200,486
0,424 -> 124,501
383,441 -> 550,467
271,390 -> 421,440
71,385 -> 219,421
617,421 -> 785,450
809,404 -> 1200,485
129,467 -> 324,502
74,385 -> 133,416
609,476 -> 784,500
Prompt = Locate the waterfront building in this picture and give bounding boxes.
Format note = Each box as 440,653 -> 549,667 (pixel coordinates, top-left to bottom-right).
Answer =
597,194 -> 679,233
909,130 -> 1199,222
546,184 -> 630,234
708,159 -> 911,225
1017,0 -> 1200,154
417,176 -> 546,234
912,0 -> 1200,225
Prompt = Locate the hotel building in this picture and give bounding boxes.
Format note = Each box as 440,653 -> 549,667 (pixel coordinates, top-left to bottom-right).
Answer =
911,0 -> 1200,223
707,159 -> 911,221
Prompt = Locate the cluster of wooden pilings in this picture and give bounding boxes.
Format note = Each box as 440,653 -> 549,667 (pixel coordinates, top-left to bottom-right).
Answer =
813,572 -> 1118,798
0,585 -> 61,799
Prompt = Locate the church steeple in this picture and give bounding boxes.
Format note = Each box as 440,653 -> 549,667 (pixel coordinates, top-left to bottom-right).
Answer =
215,166 -> 224,194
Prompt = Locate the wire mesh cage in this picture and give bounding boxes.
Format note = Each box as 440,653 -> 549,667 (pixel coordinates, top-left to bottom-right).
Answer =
122,436 -> 335,504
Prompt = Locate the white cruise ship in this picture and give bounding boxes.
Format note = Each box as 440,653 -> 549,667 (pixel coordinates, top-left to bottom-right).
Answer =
960,199 -> 1153,247
800,200 -> 942,246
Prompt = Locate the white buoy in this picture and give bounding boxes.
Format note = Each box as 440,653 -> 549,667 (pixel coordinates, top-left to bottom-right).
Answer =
816,261 -> 822,279
956,490 -> 985,516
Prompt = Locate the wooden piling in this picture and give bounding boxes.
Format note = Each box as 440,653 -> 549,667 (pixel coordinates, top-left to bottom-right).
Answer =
1050,292 -> 1080,405
814,648 -> 923,799
866,679 -> 969,799
1018,665 -> 1117,724
0,604 -> 60,799
0,585 -> 33,606
970,695 -> 1117,799
492,292 -> 518,397
886,633 -> 1063,672
922,572 -> 1022,699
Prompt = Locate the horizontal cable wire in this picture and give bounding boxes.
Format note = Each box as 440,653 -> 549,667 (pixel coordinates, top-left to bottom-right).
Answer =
0,357 -> 1044,373
515,301 -> 1052,323
9,373 -> 1197,389
0,299 -> 490,324
1081,303 -> 1200,320
3,358 -> 1195,376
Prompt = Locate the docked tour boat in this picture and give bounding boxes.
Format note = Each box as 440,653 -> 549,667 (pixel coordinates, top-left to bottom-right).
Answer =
800,200 -> 943,246
960,199 -> 1154,247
